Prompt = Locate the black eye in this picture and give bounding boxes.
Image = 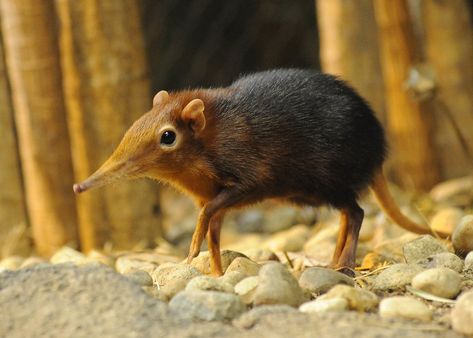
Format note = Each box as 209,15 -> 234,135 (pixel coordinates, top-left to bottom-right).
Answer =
160,130 -> 176,145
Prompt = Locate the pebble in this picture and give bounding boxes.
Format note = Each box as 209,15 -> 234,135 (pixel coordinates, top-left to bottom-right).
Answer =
50,247 -> 86,265
123,270 -> 153,287
185,275 -> 234,293
19,256 -> 47,268
379,296 -> 432,321
373,234 -> 418,263
253,263 -> 308,307
218,271 -> 248,287
373,263 -> 424,291
411,268 -> 462,299
169,290 -> 246,321
189,250 -> 246,275
430,207 -> 463,235
151,263 -> 201,298
87,250 -> 115,268
0,256 -> 24,270
430,176 -> 473,203
402,235 -> 448,263
225,257 -> 261,276
417,252 -> 464,273
142,286 -> 169,302
452,215 -> 473,256
464,251 -> 473,279
264,207 -> 299,233
115,256 -> 157,275
242,248 -> 278,263
299,297 -> 348,314
298,267 -> 354,294
361,252 -> 394,270
263,225 -> 311,252
451,290 -> 473,336
234,276 -> 259,304
233,305 -> 297,329
320,285 -> 378,312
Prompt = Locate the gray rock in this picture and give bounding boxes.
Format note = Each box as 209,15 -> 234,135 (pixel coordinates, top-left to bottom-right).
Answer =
264,225 -> 311,252
115,256 -> 157,275
185,275 -> 234,293
299,267 -> 354,294
218,271 -> 248,287
411,268 -> 462,299
242,248 -> 278,263
320,285 -> 378,312
151,263 -> 201,298
299,297 -> 348,313
464,251 -> 473,279
225,257 -> 261,276
253,263 -> 307,307
169,290 -> 246,321
373,263 -> 424,291
142,286 -> 169,302
452,215 -> 473,256
403,235 -> 448,263
452,290 -> 473,336
190,250 -> 246,275
379,296 -> 432,321
233,305 -> 298,329
264,207 -> 299,233
123,270 -> 153,286
417,252 -> 464,273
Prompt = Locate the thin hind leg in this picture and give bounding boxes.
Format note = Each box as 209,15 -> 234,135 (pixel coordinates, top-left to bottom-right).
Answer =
335,202 -> 364,273
330,209 -> 349,268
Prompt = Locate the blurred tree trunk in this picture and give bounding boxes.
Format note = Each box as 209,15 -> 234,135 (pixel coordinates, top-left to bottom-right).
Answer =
0,0 -> 78,256
56,0 -> 162,252
0,26 -> 30,258
373,0 -> 440,191
316,0 -> 385,120
422,0 -> 473,178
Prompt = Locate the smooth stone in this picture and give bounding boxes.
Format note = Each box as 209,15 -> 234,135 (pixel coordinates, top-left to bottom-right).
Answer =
320,285 -> 378,312
373,234 -> 418,263
253,263 -> 308,307
115,256 -> 157,275
218,271 -> 248,287
151,263 -> 201,298
430,207 -> 463,236
430,176 -> 473,203
242,248 -> 278,263
411,268 -> 462,299
298,267 -> 354,294
169,290 -> 246,321
373,263 -> 424,291
403,235 -> 448,264
225,257 -> 261,276
234,276 -> 259,304
50,247 -> 86,265
417,252 -> 464,273
264,207 -> 299,233
189,250 -> 246,275
232,305 -> 297,329
452,290 -> 473,336
452,215 -> 473,256
142,286 -> 169,302
299,297 -> 348,314
263,225 -> 311,252
379,296 -> 432,321
123,270 -> 153,287
19,257 -> 47,269
186,275 -> 234,293
0,256 -> 24,270
464,251 -> 473,279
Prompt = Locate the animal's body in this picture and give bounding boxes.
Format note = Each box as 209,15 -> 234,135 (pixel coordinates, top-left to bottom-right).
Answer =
74,69 -> 444,276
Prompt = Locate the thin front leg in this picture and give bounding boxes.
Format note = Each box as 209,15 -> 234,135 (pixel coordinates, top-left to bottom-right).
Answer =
207,212 -> 224,276
187,189 -> 241,264
330,209 -> 349,268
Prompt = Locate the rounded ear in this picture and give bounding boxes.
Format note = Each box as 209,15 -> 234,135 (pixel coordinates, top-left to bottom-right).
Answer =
181,98 -> 205,132
153,90 -> 169,105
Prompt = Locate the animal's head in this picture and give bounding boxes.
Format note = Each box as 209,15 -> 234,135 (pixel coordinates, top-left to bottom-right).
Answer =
73,90 -> 208,194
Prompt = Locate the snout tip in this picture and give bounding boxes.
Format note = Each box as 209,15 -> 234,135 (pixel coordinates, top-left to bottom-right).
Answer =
73,183 -> 85,194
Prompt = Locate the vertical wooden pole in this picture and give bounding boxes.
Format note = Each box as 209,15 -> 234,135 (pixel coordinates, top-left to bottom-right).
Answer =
0,0 -> 78,256
0,25 -> 29,257
422,0 -> 473,178
316,0 -> 385,119
56,0 -> 162,251
373,0 -> 440,191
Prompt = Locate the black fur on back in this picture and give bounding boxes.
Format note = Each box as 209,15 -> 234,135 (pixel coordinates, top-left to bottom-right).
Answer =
206,69 -> 387,208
